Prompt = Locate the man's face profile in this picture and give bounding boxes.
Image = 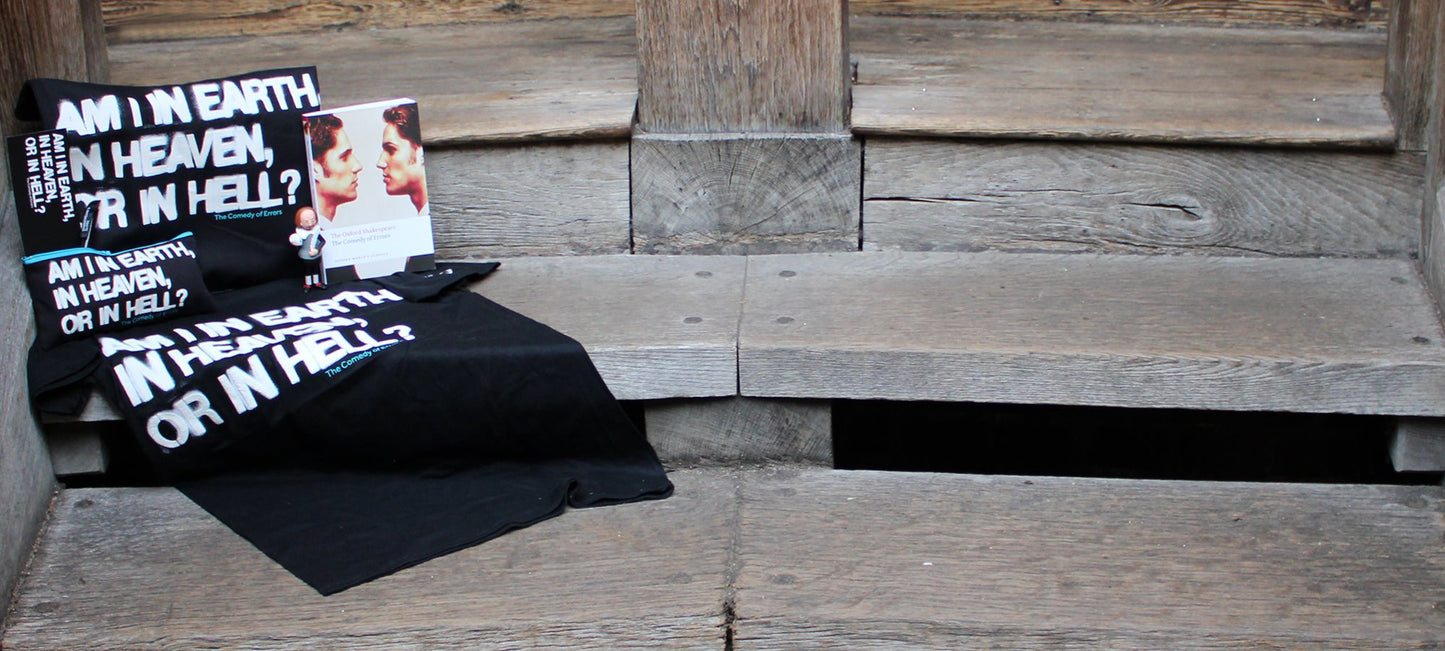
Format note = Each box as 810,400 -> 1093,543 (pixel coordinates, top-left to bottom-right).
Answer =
315,128 -> 361,209
377,123 -> 423,198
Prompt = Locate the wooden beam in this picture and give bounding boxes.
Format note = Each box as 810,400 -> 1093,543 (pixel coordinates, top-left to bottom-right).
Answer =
1390,418 -> 1445,472
734,469 -> 1445,647
0,0 -> 97,612
0,0 -> 108,138
3,473 -> 735,648
472,255 -> 746,400
646,398 -> 832,465
739,251 -> 1445,415
632,134 -> 861,254
864,140 -> 1422,258
853,17 -> 1393,148
1417,2 -> 1445,316
42,428 -> 109,478
850,0 -> 1390,30
109,18 -> 637,147
636,0 -> 849,133
0,190 -> 57,617
429,142 -> 631,259
1386,0 -> 1442,151
102,0 -> 633,44
633,1 -> 858,253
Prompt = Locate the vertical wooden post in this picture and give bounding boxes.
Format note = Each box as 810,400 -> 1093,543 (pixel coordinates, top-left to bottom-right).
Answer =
1406,1 -> 1445,307
637,0 -> 849,133
1391,0 -> 1445,469
1385,0 -> 1441,152
0,0 -> 106,609
633,0 -> 860,254
0,0 -> 109,138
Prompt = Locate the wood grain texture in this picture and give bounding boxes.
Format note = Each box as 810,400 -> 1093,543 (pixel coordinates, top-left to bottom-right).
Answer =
57,254 -> 748,423
632,134 -> 861,254
647,398 -> 832,465
102,0 -> 633,43
1420,4 -> 1445,321
1,0 -> 108,138
429,142 -> 630,259
850,0 -> 1390,29
738,251 -> 1445,415
99,0 -> 1389,43
0,191 -> 57,618
1,470 -> 733,649
108,17 -> 637,144
1390,418 -> 1445,472
851,17 -> 1394,147
42,429 -> 109,477
472,255 -> 747,400
636,0 -> 848,133
1385,0 -> 1441,150
733,467 -> 1445,648
863,139 -> 1423,258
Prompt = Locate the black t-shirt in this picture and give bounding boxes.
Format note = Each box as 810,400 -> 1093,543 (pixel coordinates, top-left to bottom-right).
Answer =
30,263 -> 673,594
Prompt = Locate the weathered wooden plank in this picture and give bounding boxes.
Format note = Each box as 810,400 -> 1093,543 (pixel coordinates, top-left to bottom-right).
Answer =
632,134 -> 861,254
646,398 -> 832,465
1,470 -> 733,649
0,190 -> 57,614
1390,418 -> 1445,472
734,468 -> 1445,648
429,142 -> 630,259
100,0 -> 1390,43
739,251 -> 1445,415
108,17 -> 637,144
863,139 -> 1422,258
103,0 -> 633,43
0,0 -> 86,600
852,17 -> 1394,147
1385,0 -> 1442,151
850,0 -> 1390,29
636,0 -> 848,133
53,254 -> 746,424
1420,4 -> 1445,320
473,255 -> 746,400
42,428 -> 109,477
1,0 -> 107,139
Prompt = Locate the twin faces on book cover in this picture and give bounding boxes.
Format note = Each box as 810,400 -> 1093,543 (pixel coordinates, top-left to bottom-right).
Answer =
299,99 -> 434,287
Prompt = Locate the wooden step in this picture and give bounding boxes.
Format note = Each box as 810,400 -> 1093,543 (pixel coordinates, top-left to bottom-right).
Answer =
739,250 -> 1445,415
109,19 -> 639,264
109,15 -> 1392,149
54,249 -> 1445,421
474,254 -> 744,400
6,467 -> 1444,647
849,0 -> 1390,30
1,471 -> 736,649
851,17 -> 1396,147
862,139 -> 1423,258
733,468 -> 1445,647
107,17 -> 638,145
99,0 -> 1386,44
51,254 -> 746,426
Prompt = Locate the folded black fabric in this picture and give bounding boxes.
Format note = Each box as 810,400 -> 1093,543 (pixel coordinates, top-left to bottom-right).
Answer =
179,457 -> 672,595
32,262 -> 673,593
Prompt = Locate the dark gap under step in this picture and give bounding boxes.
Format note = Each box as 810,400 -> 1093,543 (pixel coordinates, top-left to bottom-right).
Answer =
58,402 -> 652,489
834,400 -> 1440,486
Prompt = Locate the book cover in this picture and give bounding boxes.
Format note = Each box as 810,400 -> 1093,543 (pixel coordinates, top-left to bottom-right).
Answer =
6,129 -> 83,256
302,98 -> 435,283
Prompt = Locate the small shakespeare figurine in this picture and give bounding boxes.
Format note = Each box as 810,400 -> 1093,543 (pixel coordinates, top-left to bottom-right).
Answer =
289,206 -> 326,290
